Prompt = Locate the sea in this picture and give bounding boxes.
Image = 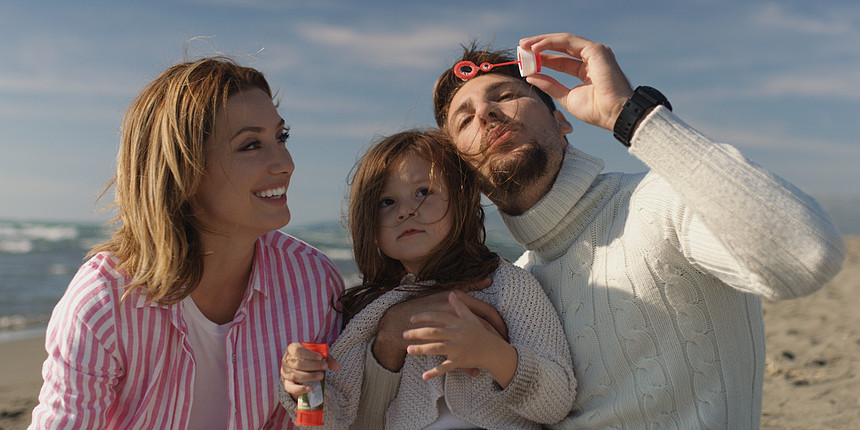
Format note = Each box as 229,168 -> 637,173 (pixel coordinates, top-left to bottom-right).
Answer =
0,218 -> 524,344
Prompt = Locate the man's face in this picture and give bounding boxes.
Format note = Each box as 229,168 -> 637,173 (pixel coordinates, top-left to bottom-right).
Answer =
444,73 -> 570,206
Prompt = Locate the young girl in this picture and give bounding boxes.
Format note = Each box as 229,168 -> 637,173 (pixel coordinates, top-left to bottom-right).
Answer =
279,129 -> 575,429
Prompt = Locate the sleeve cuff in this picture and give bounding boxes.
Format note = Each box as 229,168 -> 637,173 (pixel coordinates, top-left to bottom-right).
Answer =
276,378 -> 299,420
497,345 -> 541,404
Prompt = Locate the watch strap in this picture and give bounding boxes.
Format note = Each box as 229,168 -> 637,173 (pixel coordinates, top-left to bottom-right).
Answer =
613,86 -> 672,147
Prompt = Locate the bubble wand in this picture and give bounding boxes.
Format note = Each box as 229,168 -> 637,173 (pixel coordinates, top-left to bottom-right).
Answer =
454,46 -> 541,80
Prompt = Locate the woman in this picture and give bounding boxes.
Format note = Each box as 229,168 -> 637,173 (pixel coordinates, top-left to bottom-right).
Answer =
30,57 -> 344,429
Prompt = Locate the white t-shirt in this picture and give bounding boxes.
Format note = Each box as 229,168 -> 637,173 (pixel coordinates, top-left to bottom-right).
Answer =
181,296 -> 231,430
422,397 -> 477,430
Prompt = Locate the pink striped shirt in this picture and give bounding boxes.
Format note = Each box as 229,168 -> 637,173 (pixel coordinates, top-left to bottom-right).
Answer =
30,230 -> 344,429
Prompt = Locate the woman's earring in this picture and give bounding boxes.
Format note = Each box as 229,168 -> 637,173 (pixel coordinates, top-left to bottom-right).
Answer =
377,247 -> 385,259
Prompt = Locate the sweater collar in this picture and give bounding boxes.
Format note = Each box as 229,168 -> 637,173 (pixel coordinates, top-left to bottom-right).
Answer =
500,145 -> 604,256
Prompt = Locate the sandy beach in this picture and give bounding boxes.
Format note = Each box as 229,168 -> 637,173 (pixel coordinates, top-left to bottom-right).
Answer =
0,337 -> 45,429
2,238 -> 857,429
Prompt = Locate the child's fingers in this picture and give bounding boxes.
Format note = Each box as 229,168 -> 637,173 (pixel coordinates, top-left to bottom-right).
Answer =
449,291 -> 509,341
406,341 -> 446,356
462,368 -> 481,377
282,355 -> 327,373
422,360 -> 458,380
403,326 -> 446,342
280,364 -> 321,400
448,291 -> 476,320
280,342 -> 329,394
409,310 -> 458,327
281,376 -> 313,398
282,342 -> 327,369
326,356 -> 341,371
280,362 -> 326,386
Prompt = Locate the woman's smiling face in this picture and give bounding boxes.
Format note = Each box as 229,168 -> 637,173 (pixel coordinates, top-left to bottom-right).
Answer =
192,87 -> 295,241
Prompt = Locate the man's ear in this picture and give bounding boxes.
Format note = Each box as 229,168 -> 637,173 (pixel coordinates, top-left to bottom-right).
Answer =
554,110 -> 573,136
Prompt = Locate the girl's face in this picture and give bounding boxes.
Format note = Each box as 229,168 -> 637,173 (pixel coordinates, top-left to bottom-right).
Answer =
376,153 -> 453,274
192,87 -> 294,243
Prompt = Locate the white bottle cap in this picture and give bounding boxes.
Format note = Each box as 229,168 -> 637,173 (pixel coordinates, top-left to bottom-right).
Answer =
517,46 -> 540,77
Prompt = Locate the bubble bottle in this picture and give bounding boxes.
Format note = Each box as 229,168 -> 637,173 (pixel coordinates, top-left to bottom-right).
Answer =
295,342 -> 328,426
454,45 -> 541,80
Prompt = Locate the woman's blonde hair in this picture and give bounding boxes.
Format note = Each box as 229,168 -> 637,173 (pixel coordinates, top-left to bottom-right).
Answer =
93,56 -> 272,304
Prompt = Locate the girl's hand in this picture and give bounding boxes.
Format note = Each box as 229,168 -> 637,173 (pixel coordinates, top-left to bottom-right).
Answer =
404,292 -> 518,388
373,288 -> 506,372
454,280 -> 508,341
280,342 -> 340,400
519,33 -> 634,132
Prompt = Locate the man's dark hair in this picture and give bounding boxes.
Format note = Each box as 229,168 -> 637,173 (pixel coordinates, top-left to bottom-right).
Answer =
433,41 -> 557,128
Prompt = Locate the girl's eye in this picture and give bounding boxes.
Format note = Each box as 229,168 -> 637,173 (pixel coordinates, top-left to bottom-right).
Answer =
416,187 -> 430,198
378,197 -> 395,208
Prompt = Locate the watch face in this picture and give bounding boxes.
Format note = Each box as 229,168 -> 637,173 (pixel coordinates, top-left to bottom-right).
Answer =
638,86 -> 672,111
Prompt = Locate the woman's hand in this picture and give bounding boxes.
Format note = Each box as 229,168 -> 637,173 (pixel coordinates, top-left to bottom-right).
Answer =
279,342 -> 340,400
520,33 -> 634,132
404,292 -> 518,388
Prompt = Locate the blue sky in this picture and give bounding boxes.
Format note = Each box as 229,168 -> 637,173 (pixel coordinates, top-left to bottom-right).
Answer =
1,1 -> 858,228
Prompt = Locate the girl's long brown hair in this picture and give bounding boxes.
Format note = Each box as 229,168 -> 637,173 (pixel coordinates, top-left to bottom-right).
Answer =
92,56 -> 272,304
338,129 -> 499,323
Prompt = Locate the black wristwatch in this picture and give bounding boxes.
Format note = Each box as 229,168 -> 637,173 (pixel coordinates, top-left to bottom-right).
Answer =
613,86 -> 672,147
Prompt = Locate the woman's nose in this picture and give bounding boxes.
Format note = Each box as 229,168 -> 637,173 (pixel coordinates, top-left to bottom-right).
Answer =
271,147 -> 295,176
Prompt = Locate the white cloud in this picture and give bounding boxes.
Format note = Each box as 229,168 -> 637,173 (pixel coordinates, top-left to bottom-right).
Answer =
758,72 -> 860,100
0,73 -> 131,97
293,22 -> 468,69
673,70 -> 860,103
0,101 -> 123,123
695,121 -> 860,156
290,9 -> 517,70
278,91 -> 369,115
753,3 -> 860,37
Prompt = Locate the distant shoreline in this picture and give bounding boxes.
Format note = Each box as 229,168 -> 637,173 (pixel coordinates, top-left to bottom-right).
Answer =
0,326 -> 46,345
4,195 -> 860,236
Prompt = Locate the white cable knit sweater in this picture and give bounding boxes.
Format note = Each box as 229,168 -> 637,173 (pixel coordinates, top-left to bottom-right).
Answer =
358,107 -> 846,429
507,107 -> 845,429
280,259 -> 576,429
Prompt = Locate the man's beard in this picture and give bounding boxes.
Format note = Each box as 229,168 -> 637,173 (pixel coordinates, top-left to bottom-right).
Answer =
479,140 -> 548,200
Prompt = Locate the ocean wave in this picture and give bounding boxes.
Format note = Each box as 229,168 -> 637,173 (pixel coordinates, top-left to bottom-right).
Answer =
0,221 -> 104,255
0,314 -> 50,331
0,326 -> 47,343
0,239 -> 34,254
318,247 -> 354,261
0,223 -> 79,241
